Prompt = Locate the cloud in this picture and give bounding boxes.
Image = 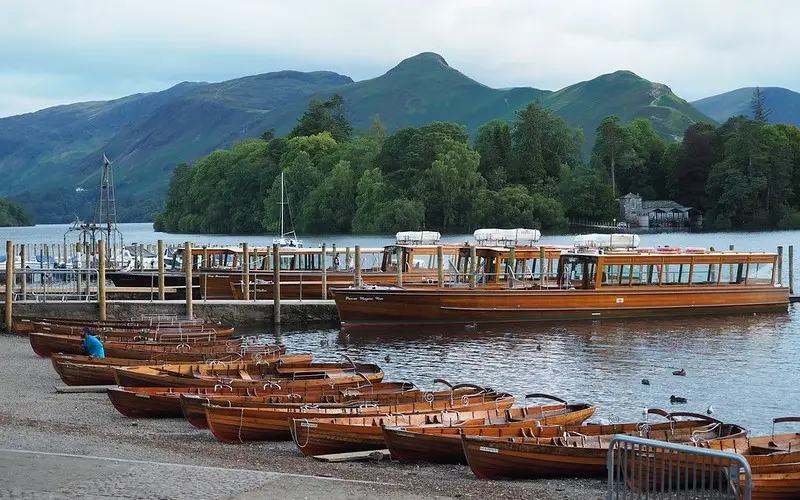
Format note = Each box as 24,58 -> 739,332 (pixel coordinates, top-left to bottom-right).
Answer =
1,0 -> 799,117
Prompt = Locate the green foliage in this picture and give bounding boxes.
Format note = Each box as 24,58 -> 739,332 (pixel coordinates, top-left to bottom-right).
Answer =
289,94 -> 353,142
0,198 -> 34,226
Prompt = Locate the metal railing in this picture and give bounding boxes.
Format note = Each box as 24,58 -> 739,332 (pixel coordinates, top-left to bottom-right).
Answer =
607,435 -> 752,499
13,268 -> 99,302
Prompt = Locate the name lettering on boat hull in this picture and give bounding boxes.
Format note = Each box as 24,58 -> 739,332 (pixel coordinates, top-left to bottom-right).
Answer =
344,296 -> 384,302
479,446 -> 499,453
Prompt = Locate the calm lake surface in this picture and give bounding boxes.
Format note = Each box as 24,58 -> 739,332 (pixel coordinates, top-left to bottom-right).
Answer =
2,223 -> 799,434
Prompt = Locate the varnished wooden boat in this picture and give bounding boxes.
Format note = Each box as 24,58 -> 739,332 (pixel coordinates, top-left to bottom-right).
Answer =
695,417 -> 800,499
180,382 -> 481,429
113,361 -> 383,388
50,351 -> 306,386
108,382 -> 417,419
102,342 -> 284,362
333,244 -> 788,326
461,414 -> 747,480
287,402 -> 560,457
33,321 -> 235,339
382,396 -> 597,464
13,315 -> 205,335
29,332 -> 244,358
203,389 -> 513,442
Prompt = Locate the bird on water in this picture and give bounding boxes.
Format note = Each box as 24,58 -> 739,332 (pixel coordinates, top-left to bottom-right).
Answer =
670,395 -> 688,404
672,368 -> 686,376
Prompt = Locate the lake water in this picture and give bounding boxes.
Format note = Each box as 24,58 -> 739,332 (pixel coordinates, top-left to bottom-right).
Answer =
2,223 -> 799,434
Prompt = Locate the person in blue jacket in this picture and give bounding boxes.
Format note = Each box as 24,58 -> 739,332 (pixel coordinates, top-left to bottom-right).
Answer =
81,327 -> 105,358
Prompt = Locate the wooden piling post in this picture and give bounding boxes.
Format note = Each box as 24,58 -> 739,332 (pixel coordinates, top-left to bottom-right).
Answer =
157,240 -> 165,301
243,242 -> 250,301
540,246 -> 547,285
507,247 -> 516,288
321,243 -> 327,300
469,245 -> 477,289
4,240 -> 13,333
272,243 -> 281,324
19,244 -> 26,298
437,245 -> 444,288
354,246 -> 362,286
201,245 -> 208,300
777,246 -> 784,285
185,241 -> 193,319
789,245 -> 795,294
396,247 -> 403,287
98,240 -> 107,320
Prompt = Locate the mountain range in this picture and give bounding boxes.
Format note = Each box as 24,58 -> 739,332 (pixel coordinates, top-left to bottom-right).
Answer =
692,87 -> 800,126
0,52 -> 734,223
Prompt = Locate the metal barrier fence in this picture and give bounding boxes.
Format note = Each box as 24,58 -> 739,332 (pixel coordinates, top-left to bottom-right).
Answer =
607,435 -> 752,500
13,268 -> 99,303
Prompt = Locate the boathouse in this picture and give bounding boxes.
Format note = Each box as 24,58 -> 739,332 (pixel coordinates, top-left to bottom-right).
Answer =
619,192 -> 692,228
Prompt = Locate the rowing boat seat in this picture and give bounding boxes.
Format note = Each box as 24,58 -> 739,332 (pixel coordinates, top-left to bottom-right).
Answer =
238,370 -> 253,381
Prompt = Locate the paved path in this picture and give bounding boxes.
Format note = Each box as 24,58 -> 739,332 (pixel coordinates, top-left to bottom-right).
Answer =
0,448 -> 428,500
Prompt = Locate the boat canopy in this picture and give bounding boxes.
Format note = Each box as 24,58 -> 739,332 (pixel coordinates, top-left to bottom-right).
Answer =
573,233 -> 640,249
395,231 -> 441,245
473,228 -> 541,246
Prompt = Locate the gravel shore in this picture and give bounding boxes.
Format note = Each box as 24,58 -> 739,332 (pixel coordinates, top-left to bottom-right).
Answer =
0,333 -> 605,499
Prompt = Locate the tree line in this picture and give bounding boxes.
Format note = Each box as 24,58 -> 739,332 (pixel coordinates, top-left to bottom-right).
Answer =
0,198 -> 34,227
154,92 -> 800,234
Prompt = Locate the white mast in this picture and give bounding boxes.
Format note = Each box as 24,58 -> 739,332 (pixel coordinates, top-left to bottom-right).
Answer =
279,171 -> 285,238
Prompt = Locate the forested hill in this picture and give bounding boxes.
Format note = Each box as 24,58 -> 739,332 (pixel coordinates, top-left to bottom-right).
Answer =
155,95 -> 800,236
693,87 -> 800,126
0,52 -> 713,223
0,198 -> 34,227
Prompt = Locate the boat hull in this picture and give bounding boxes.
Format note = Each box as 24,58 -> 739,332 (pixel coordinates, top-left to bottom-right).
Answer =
333,286 -> 789,327
106,388 -> 184,418
383,404 -> 596,464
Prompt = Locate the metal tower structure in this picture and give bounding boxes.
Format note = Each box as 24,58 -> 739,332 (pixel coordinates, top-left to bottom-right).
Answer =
93,154 -> 123,267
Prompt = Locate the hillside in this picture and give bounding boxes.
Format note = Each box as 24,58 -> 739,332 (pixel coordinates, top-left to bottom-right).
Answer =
692,87 -> 800,126
0,198 -> 34,227
0,53 -> 713,222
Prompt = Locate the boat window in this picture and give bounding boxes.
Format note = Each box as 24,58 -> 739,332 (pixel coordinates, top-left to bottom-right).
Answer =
561,256 -> 585,285
601,264 -> 623,286
690,263 -> 718,285
662,264 -> 690,285
719,262 -> 745,284
631,264 -> 659,285
746,262 -> 774,284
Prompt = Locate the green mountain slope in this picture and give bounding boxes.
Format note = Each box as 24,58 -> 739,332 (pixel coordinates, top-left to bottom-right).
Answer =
541,70 -> 715,151
0,53 -> 712,222
692,87 -> 800,126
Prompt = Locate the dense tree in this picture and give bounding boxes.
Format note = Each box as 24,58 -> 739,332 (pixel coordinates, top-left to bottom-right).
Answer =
474,120 -> 511,189
751,87 -> 771,122
671,123 -> 719,211
591,116 -> 633,197
0,198 -> 34,227
509,103 -> 582,186
289,94 -> 352,142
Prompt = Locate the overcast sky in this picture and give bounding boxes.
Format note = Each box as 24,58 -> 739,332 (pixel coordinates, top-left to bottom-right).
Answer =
1,0 -> 797,118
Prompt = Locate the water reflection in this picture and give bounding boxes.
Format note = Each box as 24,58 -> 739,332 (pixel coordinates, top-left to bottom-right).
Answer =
245,306 -> 798,435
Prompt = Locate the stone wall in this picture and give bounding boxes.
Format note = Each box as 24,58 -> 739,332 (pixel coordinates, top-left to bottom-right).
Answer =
1,300 -> 339,332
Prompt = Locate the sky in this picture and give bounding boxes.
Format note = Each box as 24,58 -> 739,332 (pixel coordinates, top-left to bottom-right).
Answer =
1,0 -> 799,118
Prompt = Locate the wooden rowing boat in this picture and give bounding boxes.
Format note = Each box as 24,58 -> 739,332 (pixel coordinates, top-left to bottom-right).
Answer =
101,342 -> 284,361
382,396 -> 597,464
461,414 -> 747,479
29,331 -> 241,358
33,321 -> 235,339
180,382 -> 483,429
113,362 -> 384,388
287,402 -> 553,457
203,389 -> 513,442
696,417 -> 800,499
13,315 -> 205,335
107,382 -> 418,419
50,352 -> 311,385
